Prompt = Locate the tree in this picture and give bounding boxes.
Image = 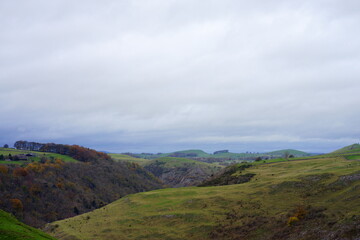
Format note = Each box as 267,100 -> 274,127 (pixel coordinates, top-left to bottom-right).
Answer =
284,151 -> 290,160
3,144 -> 9,148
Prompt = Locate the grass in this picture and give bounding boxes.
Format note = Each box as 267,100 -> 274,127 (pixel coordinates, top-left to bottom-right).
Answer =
0,148 -> 77,164
47,154 -> 360,240
109,153 -> 149,165
0,210 -> 57,240
332,143 -> 360,154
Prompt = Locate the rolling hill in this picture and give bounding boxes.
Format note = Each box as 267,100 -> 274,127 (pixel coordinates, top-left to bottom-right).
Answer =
46,150 -> 360,240
332,143 -> 360,154
265,149 -> 311,157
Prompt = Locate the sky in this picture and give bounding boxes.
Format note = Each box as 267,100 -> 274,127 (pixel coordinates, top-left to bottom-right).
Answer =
1,0 -> 360,153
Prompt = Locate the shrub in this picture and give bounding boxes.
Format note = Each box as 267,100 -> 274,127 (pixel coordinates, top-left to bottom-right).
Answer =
13,167 -> 29,177
0,165 -> 8,174
10,198 -> 23,211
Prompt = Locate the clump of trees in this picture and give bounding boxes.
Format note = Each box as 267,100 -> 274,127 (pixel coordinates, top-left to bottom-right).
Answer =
14,141 -> 111,162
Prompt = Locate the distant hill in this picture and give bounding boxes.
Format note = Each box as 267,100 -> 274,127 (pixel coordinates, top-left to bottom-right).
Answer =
332,143 -> 360,154
143,157 -> 222,187
0,210 -> 56,240
266,149 -> 311,157
128,149 -> 266,164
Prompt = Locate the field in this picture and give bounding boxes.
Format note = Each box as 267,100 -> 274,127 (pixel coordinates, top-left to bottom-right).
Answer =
47,153 -> 360,240
0,147 -> 77,164
109,153 -> 149,165
0,210 -> 56,240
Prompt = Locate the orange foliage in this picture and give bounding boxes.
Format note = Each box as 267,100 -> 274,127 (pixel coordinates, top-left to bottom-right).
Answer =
10,198 -> 23,211
0,165 -> 8,174
13,167 -> 28,177
56,182 -> 64,189
29,184 -> 41,195
26,162 -> 45,173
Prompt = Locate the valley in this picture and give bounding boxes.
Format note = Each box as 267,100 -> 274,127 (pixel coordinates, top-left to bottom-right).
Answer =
46,144 -> 360,240
1,142 -> 360,239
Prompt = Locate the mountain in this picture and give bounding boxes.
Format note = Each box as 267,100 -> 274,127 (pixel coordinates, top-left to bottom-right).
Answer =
143,157 -> 222,187
0,210 -> 56,240
46,150 -> 360,240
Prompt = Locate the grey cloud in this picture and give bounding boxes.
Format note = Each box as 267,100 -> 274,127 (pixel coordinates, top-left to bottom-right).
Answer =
1,0 -> 360,153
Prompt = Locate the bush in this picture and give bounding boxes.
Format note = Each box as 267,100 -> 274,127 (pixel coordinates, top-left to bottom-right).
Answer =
10,199 -> 23,211
13,167 -> 28,177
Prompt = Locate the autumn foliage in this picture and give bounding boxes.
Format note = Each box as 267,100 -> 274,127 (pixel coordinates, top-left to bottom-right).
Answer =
0,165 -> 8,174
10,199 -> 23,211
13,167 -> 28,177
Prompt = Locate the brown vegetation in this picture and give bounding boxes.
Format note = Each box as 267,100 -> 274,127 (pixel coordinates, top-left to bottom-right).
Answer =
0,160 -> 163,227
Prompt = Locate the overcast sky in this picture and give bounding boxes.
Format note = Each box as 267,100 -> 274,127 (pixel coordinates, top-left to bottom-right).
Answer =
1,0 -> 359,153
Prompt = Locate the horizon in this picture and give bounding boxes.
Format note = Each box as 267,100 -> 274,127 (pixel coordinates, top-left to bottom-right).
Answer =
4,139 -> 352,155
1,1 -> 359,154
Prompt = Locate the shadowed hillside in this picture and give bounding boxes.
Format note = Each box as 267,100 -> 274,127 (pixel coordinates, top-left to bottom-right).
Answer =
144,157 -> 222,187
0,146 -> 164,227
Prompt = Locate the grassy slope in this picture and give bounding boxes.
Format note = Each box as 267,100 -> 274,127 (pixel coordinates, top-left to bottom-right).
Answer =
265,149 -> 310,156
0,210 -> 57,240
109,153 -> 149,165
48,154 -> 360,240
332,143 -> 360,154
0,148 -> 77,164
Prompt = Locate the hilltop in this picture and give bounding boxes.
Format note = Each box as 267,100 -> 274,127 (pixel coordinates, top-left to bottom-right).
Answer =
47,146 -> 360,240
265,149 -> 311,157
332,143 -> 360,154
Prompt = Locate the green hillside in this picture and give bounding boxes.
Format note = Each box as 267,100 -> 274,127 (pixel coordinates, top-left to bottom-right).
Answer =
109,153 -> 149,165
266,149 -> 310,157
332,143 -> 360,154
47,154 -> 360,240
0,147 -> 77,165
0,210 -> 57,240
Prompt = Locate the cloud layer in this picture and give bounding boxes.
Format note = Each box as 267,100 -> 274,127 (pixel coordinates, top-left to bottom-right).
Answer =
1,0 -> 360,153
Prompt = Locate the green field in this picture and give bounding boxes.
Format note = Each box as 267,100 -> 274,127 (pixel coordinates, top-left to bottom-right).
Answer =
109,153 -> 149,165
0,148 -> 77,164
47,153 -> 360,240
0,210 -> 57,240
